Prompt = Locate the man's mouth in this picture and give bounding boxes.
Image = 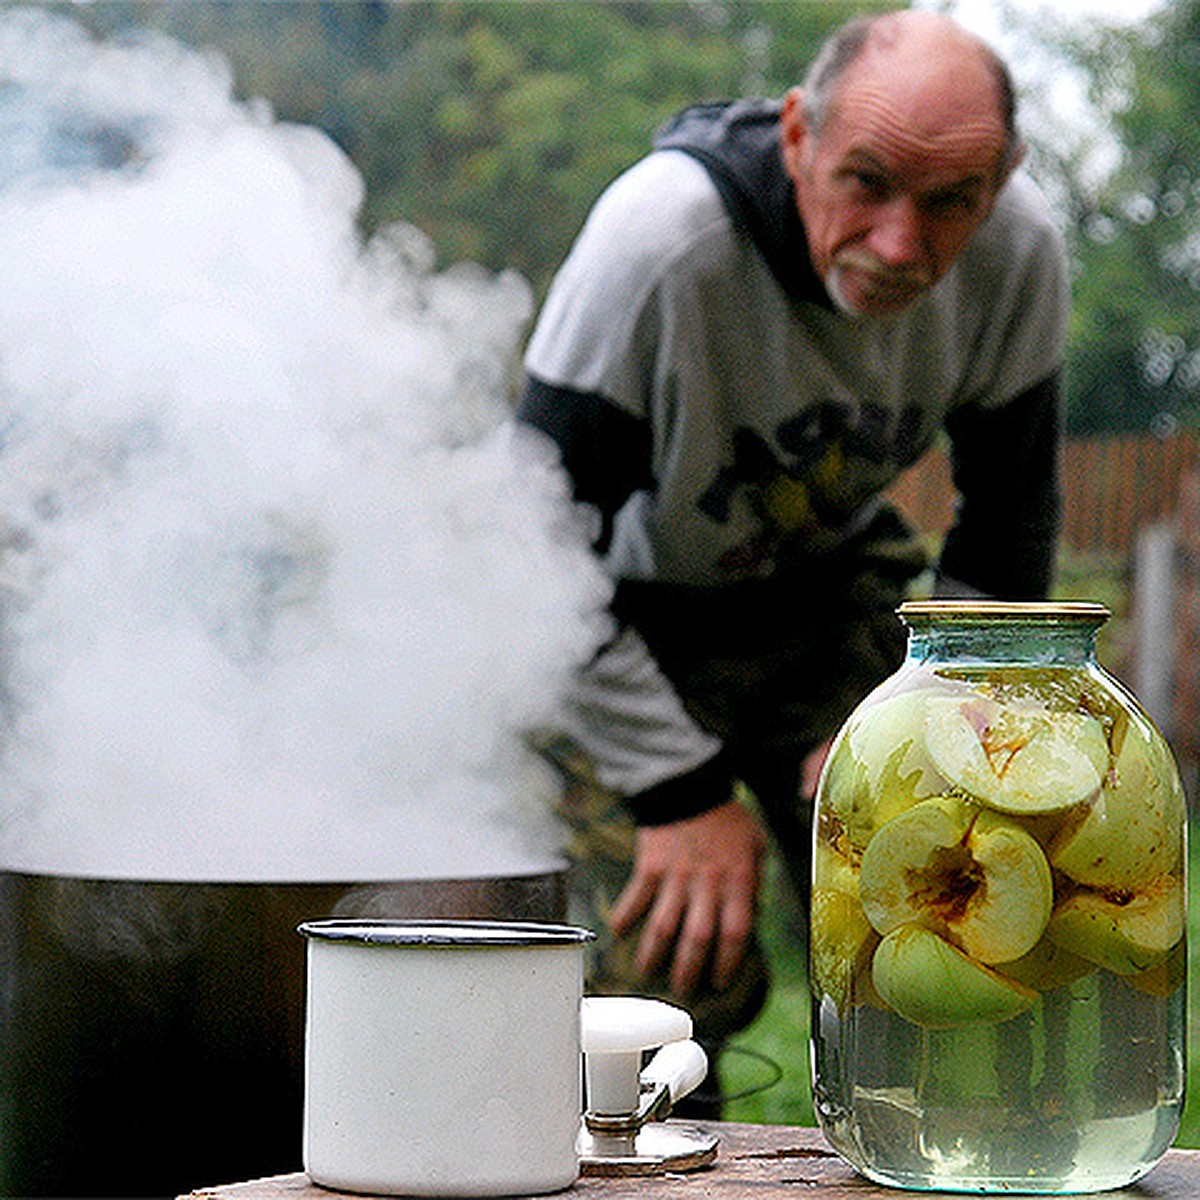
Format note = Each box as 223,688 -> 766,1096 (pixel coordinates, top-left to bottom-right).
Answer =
829,252 -> 933,313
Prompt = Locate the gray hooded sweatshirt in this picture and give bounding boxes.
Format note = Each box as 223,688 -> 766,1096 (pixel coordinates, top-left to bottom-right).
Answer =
520,100 -> 1068,824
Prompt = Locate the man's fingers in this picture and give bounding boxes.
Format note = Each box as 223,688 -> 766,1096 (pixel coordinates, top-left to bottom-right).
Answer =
606,869 -> 657,937
646,864 -> 758,994
632,874 -> 688,978
606,801 -> 768,995
801,737 -> 833,800
712,887 -> 758,989
668,883 -> 719,994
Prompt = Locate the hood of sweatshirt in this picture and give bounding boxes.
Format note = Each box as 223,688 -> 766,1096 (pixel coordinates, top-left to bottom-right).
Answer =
653,99 -> 831,308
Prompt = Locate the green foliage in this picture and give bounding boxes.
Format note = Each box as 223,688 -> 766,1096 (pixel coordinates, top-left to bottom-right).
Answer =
48,0 -> 895,297
1054,0 -> 1200,435
721,863 -> 815,1124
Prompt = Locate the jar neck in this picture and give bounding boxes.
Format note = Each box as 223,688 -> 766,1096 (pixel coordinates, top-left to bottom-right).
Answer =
899,601 -> 1108,668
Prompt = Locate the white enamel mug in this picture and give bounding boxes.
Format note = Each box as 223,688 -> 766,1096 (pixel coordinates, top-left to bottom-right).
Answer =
298,919 -> 595,1197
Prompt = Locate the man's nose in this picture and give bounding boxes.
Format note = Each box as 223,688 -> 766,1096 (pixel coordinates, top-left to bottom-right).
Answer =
868,197 -> 924,266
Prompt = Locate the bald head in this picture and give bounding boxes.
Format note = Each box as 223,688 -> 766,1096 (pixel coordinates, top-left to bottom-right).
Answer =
801,11 -> 1021,177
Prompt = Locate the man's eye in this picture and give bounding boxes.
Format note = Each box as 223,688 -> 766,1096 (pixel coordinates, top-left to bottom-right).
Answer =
847,170 -> 888,198
925,191 -> 980,217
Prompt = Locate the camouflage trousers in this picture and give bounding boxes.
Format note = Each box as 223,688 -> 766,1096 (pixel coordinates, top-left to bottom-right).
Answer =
539,506 -> 928,1113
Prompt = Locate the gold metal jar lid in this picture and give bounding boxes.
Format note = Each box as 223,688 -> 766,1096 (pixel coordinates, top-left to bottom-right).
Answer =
898,599 -> 1111,623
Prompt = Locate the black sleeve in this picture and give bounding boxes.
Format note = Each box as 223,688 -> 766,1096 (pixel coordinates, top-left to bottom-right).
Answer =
519,376 -> 739,825
517,373 -> 654,554
624,748 -> 735,826
938,372 -> 1063,600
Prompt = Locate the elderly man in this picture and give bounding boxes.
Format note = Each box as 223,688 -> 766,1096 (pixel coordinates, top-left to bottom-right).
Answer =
520,10 -> 1067,1061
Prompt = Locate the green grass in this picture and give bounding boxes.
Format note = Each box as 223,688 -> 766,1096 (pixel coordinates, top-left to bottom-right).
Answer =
719,866 -> 815,1126
718,846 -> 1200,1144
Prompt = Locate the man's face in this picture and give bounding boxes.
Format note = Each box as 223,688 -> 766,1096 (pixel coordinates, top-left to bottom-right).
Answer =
781,63 -> 1014,318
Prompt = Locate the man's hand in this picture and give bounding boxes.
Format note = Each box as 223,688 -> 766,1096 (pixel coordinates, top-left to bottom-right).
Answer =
606,799 -> 768,996
801,738 -> 833,801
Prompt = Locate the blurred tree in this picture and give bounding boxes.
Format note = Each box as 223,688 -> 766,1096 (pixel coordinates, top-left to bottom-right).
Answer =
1050,0 -> 1200,435
47,0 -> 896,297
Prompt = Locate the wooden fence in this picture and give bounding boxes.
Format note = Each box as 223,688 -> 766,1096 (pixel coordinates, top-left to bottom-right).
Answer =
1172,472 -> 1200,777
888,430 -> 1200,558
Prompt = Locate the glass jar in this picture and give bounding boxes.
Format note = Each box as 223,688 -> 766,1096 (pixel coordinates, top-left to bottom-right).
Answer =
810,600 -> 1187,1194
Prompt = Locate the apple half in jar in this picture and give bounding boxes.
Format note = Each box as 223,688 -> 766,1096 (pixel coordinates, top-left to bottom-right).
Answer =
821,688 -> 950,851
811,885 -> 878,1015
923,694 -> 1109,816
858,794 -> 1054,965
871,924 -> 1040,1029
1050,714 -> 1185,891
1046,873 -> 1185,976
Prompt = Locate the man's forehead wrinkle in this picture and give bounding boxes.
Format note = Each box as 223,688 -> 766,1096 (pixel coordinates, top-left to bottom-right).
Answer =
827,84 -> 1008,178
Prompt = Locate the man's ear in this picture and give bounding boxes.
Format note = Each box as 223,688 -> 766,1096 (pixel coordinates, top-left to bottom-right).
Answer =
981,139 -> 1025,216
779,86 -> 809,183
1000,139 -> 1027,187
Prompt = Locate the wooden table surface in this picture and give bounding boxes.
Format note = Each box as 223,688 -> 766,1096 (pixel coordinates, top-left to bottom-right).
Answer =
182,1121 -> 1200,1200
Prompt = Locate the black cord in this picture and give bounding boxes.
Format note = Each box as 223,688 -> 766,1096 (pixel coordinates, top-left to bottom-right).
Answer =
718,1042 -> 785,1103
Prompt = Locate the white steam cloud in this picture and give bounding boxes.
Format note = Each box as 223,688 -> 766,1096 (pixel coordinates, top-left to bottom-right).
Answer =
0,9 -> 611,881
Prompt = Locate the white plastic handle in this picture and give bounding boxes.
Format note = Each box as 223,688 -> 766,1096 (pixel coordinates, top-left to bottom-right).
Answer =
580,996 -> 696,1116
580,996 -> 692,1053
641,1038 -> 708,1106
